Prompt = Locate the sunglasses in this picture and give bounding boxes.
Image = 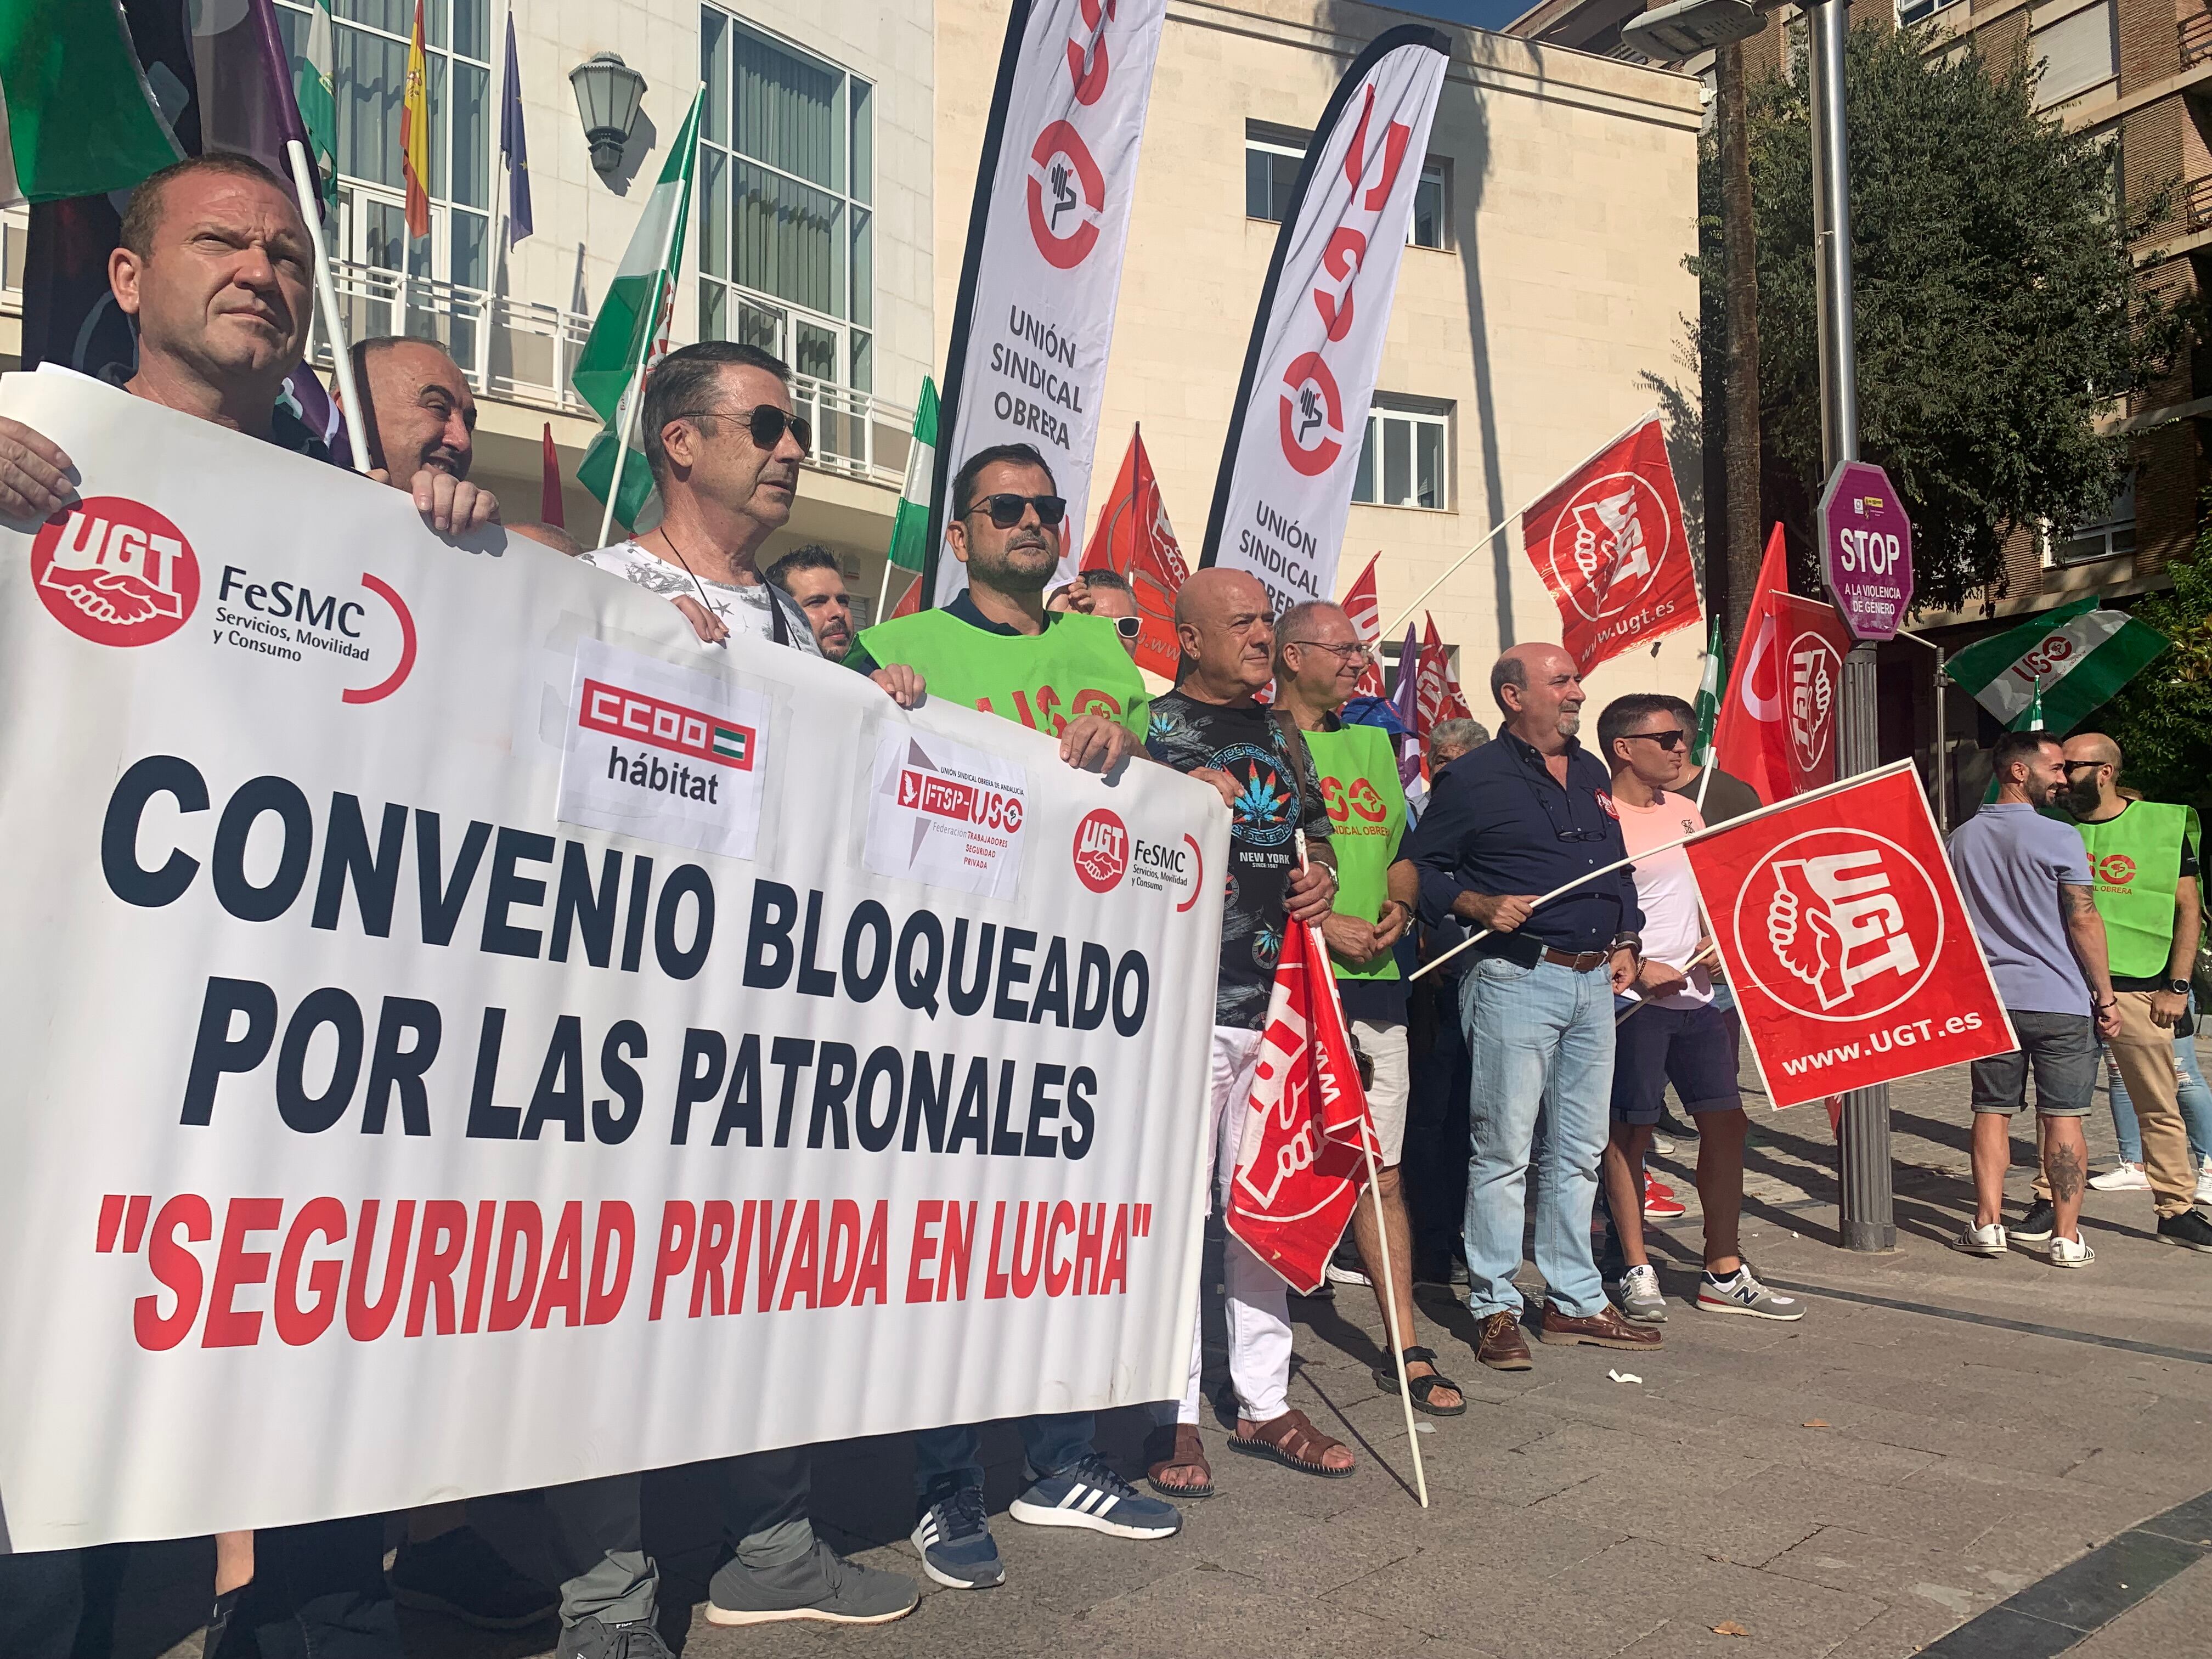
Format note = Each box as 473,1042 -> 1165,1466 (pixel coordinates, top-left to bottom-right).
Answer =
1624,728 -> 1688,751
966,492 -> 1068,529
1110,614 -> 1141,640
671,405 -> 813,456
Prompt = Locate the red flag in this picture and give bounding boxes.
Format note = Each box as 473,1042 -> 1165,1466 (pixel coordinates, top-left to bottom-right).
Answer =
1685,766 -> 2014,1109
1223,916 -> 1380,1294
1419,613 -> 1471,723
890,571 -> 924,619
1713,527 -> 1852,805
1341,554 -> 1386,697
540,424 -> 565,527
1084,426 -> 1189,680
1521,413 -> 1700,673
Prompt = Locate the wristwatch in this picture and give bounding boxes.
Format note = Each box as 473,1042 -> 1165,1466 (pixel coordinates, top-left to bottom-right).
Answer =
2168,978 -> 2192,997
1609,931 -> 1644,959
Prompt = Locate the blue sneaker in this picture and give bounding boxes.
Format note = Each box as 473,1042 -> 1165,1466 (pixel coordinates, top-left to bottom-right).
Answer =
1007,1453 -> 1182,1539
910,1485 -> 1004,1590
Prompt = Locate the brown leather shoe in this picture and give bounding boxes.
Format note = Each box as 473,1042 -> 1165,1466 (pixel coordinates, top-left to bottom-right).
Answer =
1474,1308 -> 1533,1370
1539,1301 -> 1664,1349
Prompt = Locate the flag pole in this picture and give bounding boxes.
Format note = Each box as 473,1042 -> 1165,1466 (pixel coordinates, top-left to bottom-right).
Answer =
596,225 -> 681,549
1409,759 -> 1919,982
284,140 -> 369,475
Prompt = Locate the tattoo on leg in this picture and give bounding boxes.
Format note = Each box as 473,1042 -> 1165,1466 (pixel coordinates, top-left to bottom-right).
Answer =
2047,1139 -> 2086,1204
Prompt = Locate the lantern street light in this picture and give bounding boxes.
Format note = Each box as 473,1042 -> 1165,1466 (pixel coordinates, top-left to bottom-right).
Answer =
569,52 -> 647,176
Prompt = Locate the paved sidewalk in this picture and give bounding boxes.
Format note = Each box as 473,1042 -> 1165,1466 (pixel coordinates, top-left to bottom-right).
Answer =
110,1057 -> 2212,1659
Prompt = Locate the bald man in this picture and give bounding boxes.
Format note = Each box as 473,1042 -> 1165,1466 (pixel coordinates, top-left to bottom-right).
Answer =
1407,643 -> 1661,1372
1142,568 -> 1350,1496
345,336 -> 498,528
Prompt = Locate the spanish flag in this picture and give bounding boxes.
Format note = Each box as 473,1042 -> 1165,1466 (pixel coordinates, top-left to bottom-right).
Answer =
402,0 -> 430,238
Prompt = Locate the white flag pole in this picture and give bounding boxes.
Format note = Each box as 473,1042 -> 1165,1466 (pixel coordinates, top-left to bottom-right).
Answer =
284,140 -> 370,475
1409,759 -> 1919,983
595,257 -> 676,551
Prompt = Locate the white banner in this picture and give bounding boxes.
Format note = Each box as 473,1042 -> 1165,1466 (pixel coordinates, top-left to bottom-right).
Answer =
1202,26 -> 1450,612
0,370 -> 1224,1550
927,0 -> 1167,603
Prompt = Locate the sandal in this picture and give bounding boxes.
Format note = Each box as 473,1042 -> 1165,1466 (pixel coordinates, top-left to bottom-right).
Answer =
1228,1408 -> 1355,1479
1372,1345 -> 1468,1417
1144,1422 -> 1215,1498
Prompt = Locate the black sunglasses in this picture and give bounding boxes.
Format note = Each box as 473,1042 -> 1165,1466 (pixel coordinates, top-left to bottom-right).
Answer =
966,492 -> 1067,529
1624,728 -> 1688,751
670,404 -> 812,456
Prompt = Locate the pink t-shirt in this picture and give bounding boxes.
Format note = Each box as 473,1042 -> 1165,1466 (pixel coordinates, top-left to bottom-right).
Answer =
1613,788 -> 1711,1008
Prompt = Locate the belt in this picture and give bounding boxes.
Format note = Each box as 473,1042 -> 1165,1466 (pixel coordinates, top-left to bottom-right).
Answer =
1542,946 -> 1611,973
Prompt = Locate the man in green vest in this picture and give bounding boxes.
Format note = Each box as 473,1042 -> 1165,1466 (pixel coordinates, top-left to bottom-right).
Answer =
847,442 -> 1146,772
839,442 -> 1183,1589
1272,600 -> 1465,1417
2051,733 -> 2212,1251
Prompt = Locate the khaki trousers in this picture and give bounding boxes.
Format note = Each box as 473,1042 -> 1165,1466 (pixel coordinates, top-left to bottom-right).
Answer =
2036,992 -> 2197,1218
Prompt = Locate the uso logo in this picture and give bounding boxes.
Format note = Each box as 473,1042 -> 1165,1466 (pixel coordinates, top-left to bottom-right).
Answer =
1073,807 -> 1129,893
2096,853 -> 2136,889
31,498 -> 199,647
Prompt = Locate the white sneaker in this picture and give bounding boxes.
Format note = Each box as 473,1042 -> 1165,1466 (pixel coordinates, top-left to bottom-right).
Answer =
2089,1161 -> 2150,1192
2048,1233 -> 2096,1268
1951,1221 -> 2008,1256
1650,1133 -> 1677,1155
2198,1158 -> 2212,1206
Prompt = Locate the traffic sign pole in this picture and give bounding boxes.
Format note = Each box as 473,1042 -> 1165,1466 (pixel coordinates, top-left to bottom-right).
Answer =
1809,0 -> 1898,1254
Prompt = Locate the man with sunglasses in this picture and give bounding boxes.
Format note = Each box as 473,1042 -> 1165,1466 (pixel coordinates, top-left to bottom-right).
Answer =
1079,567 -> 1146,658
1407,643 -> 1660,1373
1595,696 -> 1804,1321
847,443 -> 1147,773
838,443 -> 1177,1589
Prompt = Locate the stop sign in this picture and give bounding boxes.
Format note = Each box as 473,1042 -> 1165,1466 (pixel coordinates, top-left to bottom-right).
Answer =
1818,460 -> 1914,642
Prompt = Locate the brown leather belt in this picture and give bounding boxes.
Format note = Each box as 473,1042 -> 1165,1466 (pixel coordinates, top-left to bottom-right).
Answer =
1542,946 -> 1611,973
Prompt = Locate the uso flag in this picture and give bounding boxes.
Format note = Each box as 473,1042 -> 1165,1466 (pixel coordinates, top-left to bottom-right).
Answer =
1224,916 -> 1380,1293
922,0 -> 1168,603
1521,412 -> 1700,674
1203,26 -> 1450,613
1686,764 -> 2014,1109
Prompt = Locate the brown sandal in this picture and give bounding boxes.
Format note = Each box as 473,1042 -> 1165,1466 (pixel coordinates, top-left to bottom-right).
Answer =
1145,1422 -> 1215,1498
1228,1408 -> 1355,1479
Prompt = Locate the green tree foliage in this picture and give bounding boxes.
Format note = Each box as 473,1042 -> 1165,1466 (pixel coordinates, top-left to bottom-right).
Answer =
2097,521 -> 2212,815
1694,24 -> 2182,610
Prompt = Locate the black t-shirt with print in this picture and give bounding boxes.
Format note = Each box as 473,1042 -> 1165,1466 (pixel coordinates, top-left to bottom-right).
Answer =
1146,691 -> 1333,1030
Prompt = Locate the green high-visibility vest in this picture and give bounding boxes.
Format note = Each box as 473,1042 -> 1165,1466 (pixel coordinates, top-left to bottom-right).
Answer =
2073,800 -> 2202,979
1299,724 -> 1407,983
856,608 -> 1149,738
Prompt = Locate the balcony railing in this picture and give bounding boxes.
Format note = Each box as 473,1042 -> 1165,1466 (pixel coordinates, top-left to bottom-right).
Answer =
2184,12 -> 2212,68
2187,174 -> 2212,234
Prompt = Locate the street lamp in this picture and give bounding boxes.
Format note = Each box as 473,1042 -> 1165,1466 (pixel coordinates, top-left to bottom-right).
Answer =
569,52 -> 647,176
1621,0 -> 1767,59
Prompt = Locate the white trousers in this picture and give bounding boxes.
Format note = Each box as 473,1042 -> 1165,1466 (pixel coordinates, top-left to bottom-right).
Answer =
1173,1026 -> 1293,1425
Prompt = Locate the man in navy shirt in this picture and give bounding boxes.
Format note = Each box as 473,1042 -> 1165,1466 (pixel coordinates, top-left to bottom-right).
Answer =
1408,642 -> 1662,1370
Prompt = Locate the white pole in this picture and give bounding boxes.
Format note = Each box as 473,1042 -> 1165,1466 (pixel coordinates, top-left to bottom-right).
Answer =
1409,759 -> 1919,983
285,140 -> 370,475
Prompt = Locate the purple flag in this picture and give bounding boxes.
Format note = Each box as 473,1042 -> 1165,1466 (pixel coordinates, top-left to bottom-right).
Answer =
195,0 -> 311,170
1389,622 -> 1422,791
502,12 -> 533,244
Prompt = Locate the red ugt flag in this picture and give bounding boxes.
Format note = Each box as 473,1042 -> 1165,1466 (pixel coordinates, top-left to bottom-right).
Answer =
1085,426 -> 1190,681
1341,554 -> 1387,697
1521,413 -> 1700,673
1417,613 -> 1471,726
1713,527 -> 1854,805
1685,765 -> 2014,1109
1224,918 -> 1380,1294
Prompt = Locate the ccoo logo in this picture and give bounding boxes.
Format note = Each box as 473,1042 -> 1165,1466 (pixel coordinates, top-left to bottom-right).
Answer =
32,498 -> 199,647
1733,828 -> 1944,1023
1072,806 -> 1129,893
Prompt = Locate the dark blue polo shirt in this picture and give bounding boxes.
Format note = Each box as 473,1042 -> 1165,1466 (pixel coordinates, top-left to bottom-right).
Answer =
1406,727 -> 1642,964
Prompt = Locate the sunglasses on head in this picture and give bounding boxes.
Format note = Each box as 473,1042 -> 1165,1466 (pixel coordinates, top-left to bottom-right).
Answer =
671,404 -> 812,456
1626,728 -> 1688,751
966,492 -> 1068,529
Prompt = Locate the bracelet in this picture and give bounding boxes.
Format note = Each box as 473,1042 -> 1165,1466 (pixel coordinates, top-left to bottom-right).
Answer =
2094,998 -> 2117,1010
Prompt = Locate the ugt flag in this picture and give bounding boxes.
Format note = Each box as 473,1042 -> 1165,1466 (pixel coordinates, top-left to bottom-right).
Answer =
1224,916 -> 1379,1294
1944,593 -> 2168,734
1202,26 -> 1449,613
1084,425 -> 1188,681
1341,554 -> 1386,697
1712,527 -> 1852,806
1685,764 -> 2013,1109
1521,412 -> 1698,674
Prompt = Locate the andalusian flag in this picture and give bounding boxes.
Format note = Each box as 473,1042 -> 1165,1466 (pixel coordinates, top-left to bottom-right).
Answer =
0,0 -> 180,205
1945,594 -> 2168,735
402,0 -> 430,239
886,377 -> 939,572
292,0 -> 337,204
574,89 -> 704,533
1692,615 -> 1724,768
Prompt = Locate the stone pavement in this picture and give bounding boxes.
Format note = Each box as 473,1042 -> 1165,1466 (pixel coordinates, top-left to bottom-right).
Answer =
108,1055 -> 2212,1659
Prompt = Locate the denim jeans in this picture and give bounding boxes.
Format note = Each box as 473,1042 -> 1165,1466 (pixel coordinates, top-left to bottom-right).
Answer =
2106,1034 -> 2212,1165
1459,955 -> 1615,1320
912,1413 -> 1095,1500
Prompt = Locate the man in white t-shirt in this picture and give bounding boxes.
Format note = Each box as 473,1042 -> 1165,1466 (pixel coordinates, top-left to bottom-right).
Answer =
1596,695 -> 1804,1325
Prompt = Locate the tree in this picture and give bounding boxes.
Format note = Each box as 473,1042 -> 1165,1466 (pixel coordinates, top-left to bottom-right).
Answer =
1695,23 -> 2183,611
2098,512 -> 2212,815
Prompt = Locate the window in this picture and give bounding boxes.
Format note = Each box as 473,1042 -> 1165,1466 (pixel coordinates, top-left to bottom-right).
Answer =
2031,0 -> 2118,111
697,8 -> 874,390
1352,400 -> 1450,510
1897,0 -> 1964,26
2050,474 -> 2136,565
275,0 -> 493,343
1244,125 -> 1447,249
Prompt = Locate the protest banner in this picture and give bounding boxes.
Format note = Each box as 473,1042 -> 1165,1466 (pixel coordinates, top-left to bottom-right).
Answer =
1684,764 -> 2015,1109
1202,25 -> 1451,612
0,369 -> 1225,1550
922,0 -> 1169,602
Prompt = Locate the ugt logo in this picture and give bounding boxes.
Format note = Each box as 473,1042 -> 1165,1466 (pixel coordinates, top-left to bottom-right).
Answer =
1787,631 -> 1842,774
1072,806 -> 1128,893
31,497 -> 199,647
1736,830 -> 1944,1022
1544,472 -> 1677,622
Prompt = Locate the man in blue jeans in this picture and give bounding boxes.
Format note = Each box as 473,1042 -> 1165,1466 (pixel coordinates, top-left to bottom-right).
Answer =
1408,642 -> 1663,1370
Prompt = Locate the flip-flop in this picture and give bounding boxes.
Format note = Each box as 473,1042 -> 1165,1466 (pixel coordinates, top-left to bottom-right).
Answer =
1228,1408 -> 1354,1479
1372,1344 -> 1468,1417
